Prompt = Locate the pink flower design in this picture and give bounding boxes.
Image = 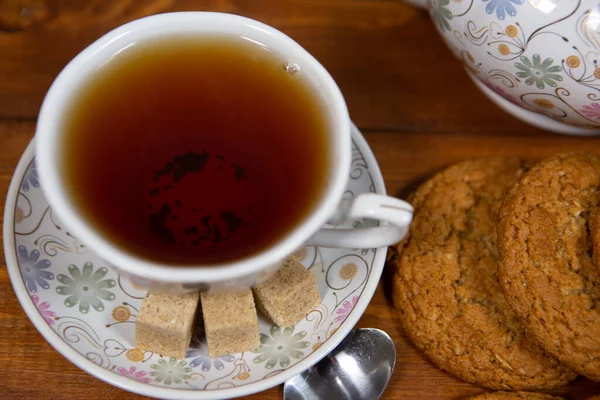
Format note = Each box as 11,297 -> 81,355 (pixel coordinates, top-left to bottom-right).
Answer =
481,78 -> 520,106
334,295 -> 359,323
490,85 -> 520,105
581,103 -> 600,120
31,294 -> 56,325
480,77 -> 521,106
117,366 -> 152,384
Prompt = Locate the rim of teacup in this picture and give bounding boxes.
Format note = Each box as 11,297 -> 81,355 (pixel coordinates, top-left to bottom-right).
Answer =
36,12 -> 351,283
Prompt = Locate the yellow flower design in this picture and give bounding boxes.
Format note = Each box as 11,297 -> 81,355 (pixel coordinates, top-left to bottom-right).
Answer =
566,55 -> 581,68
505,25 -> 518,38
533,98 -> 555,109
340,263 -> 358,280
126,348 -> 145,362
498,44 -> 510,56
112,305 -> 131,322
594,68 -> 600,80
467,52 -> 475,64
15,207 -> 24,224
466,64 -> 478,74
236,372 -> 250,380
312,342 -> 323,351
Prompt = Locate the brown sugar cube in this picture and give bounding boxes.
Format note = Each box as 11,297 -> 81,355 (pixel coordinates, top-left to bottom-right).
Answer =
253,259 -> 321,327
200,290 -> 260,358
135,290 -> 200,359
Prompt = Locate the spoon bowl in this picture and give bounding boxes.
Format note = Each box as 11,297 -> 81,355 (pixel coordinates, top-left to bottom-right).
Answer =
283,328 -> 396,400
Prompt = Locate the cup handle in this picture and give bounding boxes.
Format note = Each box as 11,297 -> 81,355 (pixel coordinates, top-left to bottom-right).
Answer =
305,193 -> 413,248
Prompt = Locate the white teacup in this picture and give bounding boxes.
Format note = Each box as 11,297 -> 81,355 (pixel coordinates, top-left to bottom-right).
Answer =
36,12 -> 413,292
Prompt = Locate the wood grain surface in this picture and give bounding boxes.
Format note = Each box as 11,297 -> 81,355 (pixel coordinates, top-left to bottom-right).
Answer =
1,1 -> 599,399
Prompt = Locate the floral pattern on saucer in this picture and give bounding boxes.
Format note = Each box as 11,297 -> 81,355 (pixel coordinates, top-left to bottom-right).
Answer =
426,0 -> 600,129
7,133 -> 385,396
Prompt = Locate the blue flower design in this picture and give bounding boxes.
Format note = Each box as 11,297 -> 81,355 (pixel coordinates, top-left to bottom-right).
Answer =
185,333 -> 235,371
186,348 -> 235,371
482,0 -> 524,20
21,161 -> 39,192
18,245 -> 54,293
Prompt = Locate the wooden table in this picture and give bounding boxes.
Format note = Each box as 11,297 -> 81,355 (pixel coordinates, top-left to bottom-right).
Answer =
1,1 -> 599,399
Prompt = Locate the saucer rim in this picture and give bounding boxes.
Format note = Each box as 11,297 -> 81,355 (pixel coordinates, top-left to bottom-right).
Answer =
3,122 -> 388,399
467,70 -> 600,136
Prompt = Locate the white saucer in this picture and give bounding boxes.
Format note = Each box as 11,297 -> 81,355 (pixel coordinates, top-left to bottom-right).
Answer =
3,123 -> 388,399
467,70 -> 600,136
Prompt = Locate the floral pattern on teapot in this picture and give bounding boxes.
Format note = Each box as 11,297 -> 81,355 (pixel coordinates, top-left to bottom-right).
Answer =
426,0 -> 600,129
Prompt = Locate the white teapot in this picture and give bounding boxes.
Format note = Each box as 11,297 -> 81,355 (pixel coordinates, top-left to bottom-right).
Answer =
408,0 -> 600,135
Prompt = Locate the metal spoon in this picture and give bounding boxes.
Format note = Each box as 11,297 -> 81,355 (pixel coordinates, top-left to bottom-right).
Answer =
283,328 -> 396,400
